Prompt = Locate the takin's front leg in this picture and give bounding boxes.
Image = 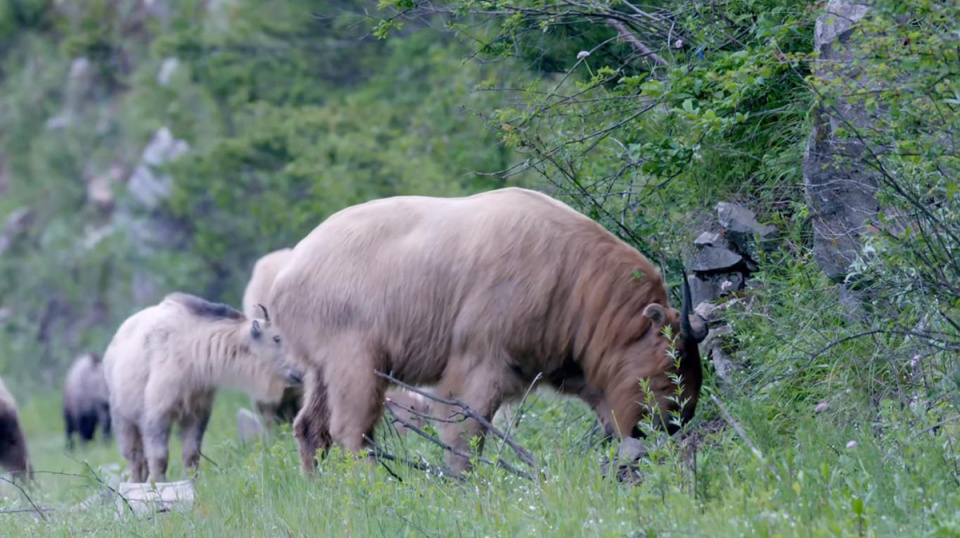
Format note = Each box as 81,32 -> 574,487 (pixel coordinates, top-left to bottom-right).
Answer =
180,391 -> 214,475
435,363 -> 504,474
326,361 -> 385,458
293,369 -> 332,474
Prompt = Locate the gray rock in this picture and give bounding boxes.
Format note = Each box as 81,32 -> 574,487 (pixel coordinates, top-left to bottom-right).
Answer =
87,164 -> 124,212
141,127 -> 189,168
128,165 -> 172,209
693,301 -> 720,321
45,113 -> 72,131
688,273 -> 744,306
694,231 -> 724,248
698,325 -> 737,384
236,408 -> 265,443
690,246 -> 743,273
0,207 -> 35,255
157,57 -> 180,86
802,1 -> 879,282
716,202 -> 777,258
64,57 -> 97,113
127,128 -> 189,209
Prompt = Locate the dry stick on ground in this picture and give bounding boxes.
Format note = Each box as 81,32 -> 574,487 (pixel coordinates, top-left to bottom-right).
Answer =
381,403 -> 534,481
374,371 -> 538,469
710,395 -> 763,461
710,395 -> 782,481
495,373 -> 542,471
0,477 -> 48,522
364,434 -> 450,479
37,463 -> 136,515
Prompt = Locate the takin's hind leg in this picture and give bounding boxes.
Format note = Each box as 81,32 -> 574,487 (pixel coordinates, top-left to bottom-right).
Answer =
143,410 -> 174,483
293,369 -> 332,474
115,418 -> 147,482
435,362 -> 505,474
180,391 -> 214,475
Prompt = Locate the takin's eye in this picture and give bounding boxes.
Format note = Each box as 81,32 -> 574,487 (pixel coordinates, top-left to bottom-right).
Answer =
273,335 -> 281,344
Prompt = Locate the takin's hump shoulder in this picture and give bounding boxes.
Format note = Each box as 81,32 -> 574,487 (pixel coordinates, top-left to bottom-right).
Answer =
164,292 -> 245,321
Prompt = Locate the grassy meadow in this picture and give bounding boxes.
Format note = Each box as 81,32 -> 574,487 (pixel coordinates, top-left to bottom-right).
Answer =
4,379 -> 959,537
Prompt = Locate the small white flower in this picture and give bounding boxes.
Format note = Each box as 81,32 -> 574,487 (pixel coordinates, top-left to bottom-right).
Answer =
721,280 -> 734,292
674,39 -> 684,49
846,441 -> 858,449
815,402 -> 830,413
910,353 -> 921,369
577,50 -> 590,60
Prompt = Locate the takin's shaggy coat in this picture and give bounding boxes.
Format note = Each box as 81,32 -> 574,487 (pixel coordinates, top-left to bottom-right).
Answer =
103,293 -> 300,483
63,353 -> 111,449
242,247 -> 432,430
270,187 -> 708,473
0,376 -> 32,481
242,248 -> 304,425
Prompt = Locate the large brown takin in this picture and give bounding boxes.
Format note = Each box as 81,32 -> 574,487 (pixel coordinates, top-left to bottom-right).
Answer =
103,293 -> 301,483
271,187 -> 708,473
242,248 -> 304,425
0,376 -> 32,482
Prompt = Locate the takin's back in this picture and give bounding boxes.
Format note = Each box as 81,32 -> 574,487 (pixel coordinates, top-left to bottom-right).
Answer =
242,248 -> 293,318
271,188 -> 665,383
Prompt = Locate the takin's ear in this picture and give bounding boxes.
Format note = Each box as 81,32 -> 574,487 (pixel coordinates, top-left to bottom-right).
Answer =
251,320 -> 263,339
642,303 -> 666,326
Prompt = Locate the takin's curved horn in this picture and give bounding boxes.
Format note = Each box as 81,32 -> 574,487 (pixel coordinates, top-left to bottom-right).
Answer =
680,272 -> 708,344
257,303 -> 270,322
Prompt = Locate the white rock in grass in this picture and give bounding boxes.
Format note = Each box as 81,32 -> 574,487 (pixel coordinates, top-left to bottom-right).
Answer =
237,407 -> 265,443
117,480 -> 195,516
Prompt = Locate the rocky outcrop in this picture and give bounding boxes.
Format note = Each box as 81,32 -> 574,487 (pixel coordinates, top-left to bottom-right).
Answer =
687,201 -> 776,385
802,1 -> 879,282
127,127 -> 189,210
0,208 -> 35,256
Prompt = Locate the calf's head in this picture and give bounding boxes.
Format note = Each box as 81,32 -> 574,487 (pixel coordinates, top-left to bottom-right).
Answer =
244,304 -> 303,402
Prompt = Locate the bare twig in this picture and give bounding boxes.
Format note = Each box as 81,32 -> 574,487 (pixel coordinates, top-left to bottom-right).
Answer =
382,402 -> 534,480
710,395 -> 764,463
375,371 -> 538,469
0,477 -> 47,522
495,373 -> 542,469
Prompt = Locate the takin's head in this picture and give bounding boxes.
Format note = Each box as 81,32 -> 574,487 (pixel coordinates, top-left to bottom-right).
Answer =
645,275 -> 708,434
609,275 -> 708,438
242,304 -> 304,403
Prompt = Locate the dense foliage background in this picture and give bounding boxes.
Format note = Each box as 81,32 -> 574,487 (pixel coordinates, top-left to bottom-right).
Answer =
1,0 -> 958,534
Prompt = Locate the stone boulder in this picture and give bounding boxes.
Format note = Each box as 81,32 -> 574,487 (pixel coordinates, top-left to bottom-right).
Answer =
802,1 -> 879,282
716,202 -> 777,260
127,127 -> 189,209
688,273 -> 744,307
698,324 -> 737,384
690,245 -> 744,273
236,408 -> 265,443
0,207 -> 35,255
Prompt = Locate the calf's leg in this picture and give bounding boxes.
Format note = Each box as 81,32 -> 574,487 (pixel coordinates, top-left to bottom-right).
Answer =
180,391 -> 214,474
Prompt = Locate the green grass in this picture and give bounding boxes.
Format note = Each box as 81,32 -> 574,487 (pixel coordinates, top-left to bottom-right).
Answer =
3,382 -> 960,537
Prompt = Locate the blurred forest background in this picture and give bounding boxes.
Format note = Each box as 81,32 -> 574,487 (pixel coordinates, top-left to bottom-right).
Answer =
0,0 -> 959,533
